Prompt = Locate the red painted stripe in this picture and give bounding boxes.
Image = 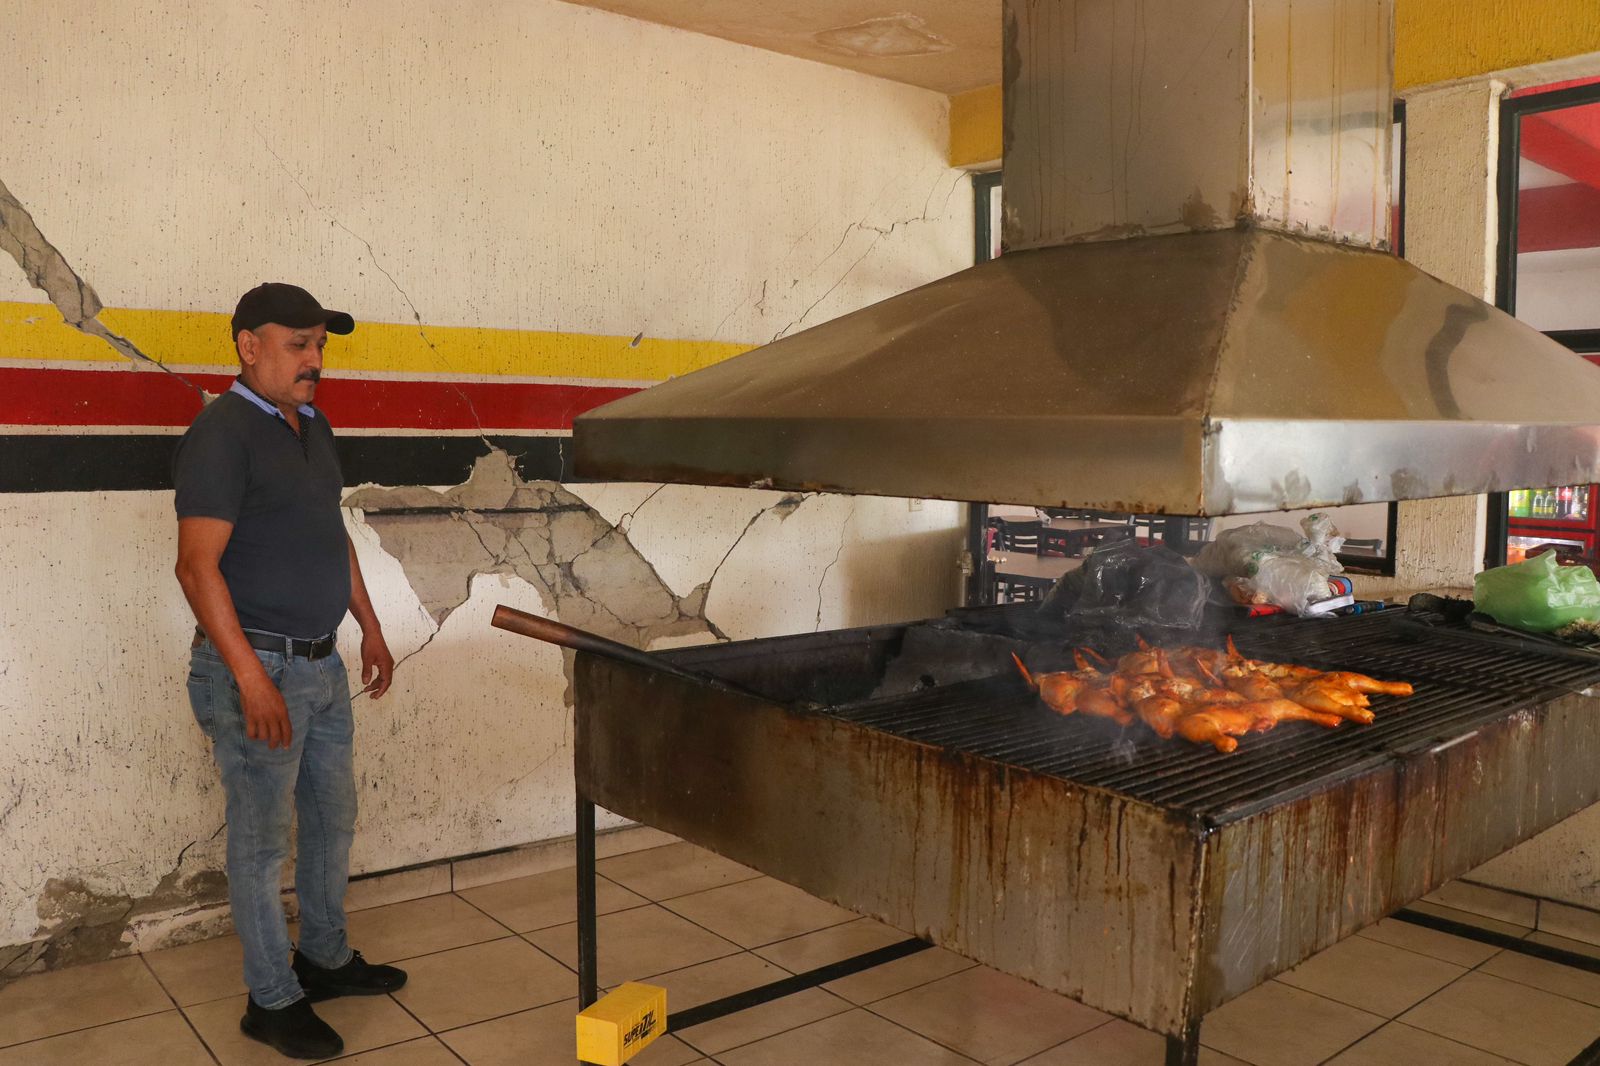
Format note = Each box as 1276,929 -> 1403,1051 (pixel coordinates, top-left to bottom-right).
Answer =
1519,182 -> 1600,252
1511,76 -> 1600,99
0,367 -> 639,429
1522,110 -> 1600,192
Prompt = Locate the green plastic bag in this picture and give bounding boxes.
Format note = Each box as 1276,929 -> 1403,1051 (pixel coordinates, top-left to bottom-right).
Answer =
1474,551 -> 1600,632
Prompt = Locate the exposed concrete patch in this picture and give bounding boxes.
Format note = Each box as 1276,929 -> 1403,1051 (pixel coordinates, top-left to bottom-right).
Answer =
344,452 -> 790,695
813,13 -> 954,58
0,175 -> 206,398
2,857 -> 230,984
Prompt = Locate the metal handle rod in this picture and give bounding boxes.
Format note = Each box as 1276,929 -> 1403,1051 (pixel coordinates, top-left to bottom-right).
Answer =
491,604 -> 713,686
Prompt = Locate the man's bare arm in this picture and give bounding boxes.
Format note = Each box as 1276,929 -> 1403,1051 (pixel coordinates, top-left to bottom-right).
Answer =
175,516 -> 293,748
347,535 -> 394,698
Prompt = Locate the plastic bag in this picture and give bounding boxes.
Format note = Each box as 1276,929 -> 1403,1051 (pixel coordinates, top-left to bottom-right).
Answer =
1474,550 -> 1600,632
1193,513 -> 1348,615
1238,554 -> 1332,615
1193,514 -> 1346,579
1039,540 -> 1211,631
1192,522 -> 1303,578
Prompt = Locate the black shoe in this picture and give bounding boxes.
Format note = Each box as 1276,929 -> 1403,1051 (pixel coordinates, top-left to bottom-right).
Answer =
240,997 -> 343,1060
293,948 -> 408,1000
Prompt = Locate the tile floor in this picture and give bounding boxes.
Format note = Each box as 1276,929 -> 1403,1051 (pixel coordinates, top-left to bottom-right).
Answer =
3,842 -> 1600,1065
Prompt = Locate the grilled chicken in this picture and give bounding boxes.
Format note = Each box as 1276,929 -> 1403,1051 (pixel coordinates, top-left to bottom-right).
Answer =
1014,635 -> 1409,753
1286,678 -> 1376,724
1174,706 -> 1262,753
1240,698 -> 1344,730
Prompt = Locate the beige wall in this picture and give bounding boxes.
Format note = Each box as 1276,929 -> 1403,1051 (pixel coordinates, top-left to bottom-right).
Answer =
0,0 -> 971,969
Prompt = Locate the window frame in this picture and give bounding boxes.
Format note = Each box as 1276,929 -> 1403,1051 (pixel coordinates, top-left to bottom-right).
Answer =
1485,79 -> 1600,570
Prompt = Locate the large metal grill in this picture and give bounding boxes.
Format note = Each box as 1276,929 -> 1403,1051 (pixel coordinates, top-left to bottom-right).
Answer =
826,611 -> 1600,823
574,607 -> 1600,1063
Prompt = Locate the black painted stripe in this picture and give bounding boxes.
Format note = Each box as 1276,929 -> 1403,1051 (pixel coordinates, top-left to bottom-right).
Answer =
668,938 -> 932,1032
0,434 -> 576,492
1391,907 -> 1600,975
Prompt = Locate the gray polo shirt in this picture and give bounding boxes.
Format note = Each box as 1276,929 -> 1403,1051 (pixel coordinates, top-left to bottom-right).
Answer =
173,379 -> 350,638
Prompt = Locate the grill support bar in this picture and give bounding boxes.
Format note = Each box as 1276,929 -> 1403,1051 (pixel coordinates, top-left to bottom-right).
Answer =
577,794 -> 599,1010
1166,1025 -> 1202,1066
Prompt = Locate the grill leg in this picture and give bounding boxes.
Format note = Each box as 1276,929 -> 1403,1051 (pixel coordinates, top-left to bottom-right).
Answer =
1164,1022 -> 1201,1066
576,793 -> 599,1009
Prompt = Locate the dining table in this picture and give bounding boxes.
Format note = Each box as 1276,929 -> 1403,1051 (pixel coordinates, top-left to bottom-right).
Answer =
987,550 -> 1084,591
1035,517 -> 1136,557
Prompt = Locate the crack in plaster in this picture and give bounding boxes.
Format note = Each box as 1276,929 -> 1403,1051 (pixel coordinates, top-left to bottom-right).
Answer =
252,132 -> 496,452
0,784 -> 22,831
0,176 -> 208,400
171,823 -> 226,873
772,169 -> 966,343
616,485 -> 667,534
712,166 -> 961,345
815,501 -> 856,631
344,452 -> 791,700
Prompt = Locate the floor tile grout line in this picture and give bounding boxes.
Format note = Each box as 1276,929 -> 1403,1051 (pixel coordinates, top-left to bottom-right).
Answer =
429,1031 -> 473,1066
1457,960 -> 1600,1016
448,888 -> 533,938
741,916 -> 894,963
860,995 -> 1012,1064
137,952 -> 225,1066
136,951 -> 186,1012
829,954 -> 979,1009
651,885 -> 861,955
856,975 -> 1047,1064
0,1004 -> 176,1052
550,895 -> 747,966
1388,1018 -> 1546,1066
516,931 -> 589,979
600,863 -> 767,907
1263,963 -> 1465,1028
1006,1016 -> 1119,1065
1355,923 -> 1509,970
676,983 -> 857,1059
1367,965 -> 1529,1065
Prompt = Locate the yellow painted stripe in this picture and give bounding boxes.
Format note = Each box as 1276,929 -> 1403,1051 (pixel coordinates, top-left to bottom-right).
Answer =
0,301 -> 751,382
1397,0 -> 1600,90
948,84 -> 1003,169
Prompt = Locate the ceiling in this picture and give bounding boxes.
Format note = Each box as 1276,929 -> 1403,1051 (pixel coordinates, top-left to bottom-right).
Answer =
566,0 -> 1001,95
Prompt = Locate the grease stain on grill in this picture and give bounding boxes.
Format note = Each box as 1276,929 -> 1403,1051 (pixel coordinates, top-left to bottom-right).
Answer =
581,608 -> 1600,1040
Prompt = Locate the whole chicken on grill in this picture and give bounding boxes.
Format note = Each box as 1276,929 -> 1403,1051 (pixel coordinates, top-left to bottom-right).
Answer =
1013,635 -> 1412,753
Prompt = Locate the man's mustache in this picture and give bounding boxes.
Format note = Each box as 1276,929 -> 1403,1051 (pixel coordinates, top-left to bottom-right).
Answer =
296,369 -> 321,383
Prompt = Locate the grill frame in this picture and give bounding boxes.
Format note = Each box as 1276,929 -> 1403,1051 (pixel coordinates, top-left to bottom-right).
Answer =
573,610 -> 1600,1047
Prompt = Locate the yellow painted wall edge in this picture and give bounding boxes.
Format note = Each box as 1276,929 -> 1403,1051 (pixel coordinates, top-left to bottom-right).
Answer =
946,0 -> 1600,167
0,301 -> 750,383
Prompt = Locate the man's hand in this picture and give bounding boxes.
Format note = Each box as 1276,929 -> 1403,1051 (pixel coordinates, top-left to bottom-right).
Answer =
240,674 -> 293,749
360,629 -> 395,699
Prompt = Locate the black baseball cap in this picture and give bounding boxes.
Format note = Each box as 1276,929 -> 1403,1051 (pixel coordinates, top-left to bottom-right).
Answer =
231,283 -> 355,339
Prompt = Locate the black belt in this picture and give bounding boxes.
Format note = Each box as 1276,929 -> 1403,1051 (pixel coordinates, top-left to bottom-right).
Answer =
197,627 -> 337,660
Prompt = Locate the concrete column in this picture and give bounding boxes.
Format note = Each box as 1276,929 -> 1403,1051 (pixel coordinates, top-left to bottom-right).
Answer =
1361,80 -> 1501,599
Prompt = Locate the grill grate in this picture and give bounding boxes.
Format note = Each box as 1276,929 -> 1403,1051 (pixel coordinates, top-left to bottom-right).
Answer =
824,611 -> 1600,824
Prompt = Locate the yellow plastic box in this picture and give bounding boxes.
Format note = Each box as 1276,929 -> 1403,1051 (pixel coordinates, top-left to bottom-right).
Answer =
576,982 -> 667,1065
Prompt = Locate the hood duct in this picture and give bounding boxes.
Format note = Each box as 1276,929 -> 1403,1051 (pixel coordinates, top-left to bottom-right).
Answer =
574,0 -> 1600,515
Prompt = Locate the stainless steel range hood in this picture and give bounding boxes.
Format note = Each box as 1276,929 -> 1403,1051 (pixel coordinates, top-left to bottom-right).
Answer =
575,0 -> 1600,515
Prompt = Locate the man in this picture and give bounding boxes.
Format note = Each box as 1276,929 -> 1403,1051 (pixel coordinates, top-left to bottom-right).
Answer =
174,283 -> 403,1060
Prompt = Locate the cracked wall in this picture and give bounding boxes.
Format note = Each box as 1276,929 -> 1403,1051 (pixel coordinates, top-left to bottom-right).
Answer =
0,0 -> 970,972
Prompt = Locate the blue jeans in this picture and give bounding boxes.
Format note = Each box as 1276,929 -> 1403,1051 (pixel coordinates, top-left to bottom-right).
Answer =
186,640 -> 357,1009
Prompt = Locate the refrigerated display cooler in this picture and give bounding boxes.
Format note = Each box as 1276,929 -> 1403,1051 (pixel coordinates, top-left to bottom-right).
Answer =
1508,485 -> 1598,563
